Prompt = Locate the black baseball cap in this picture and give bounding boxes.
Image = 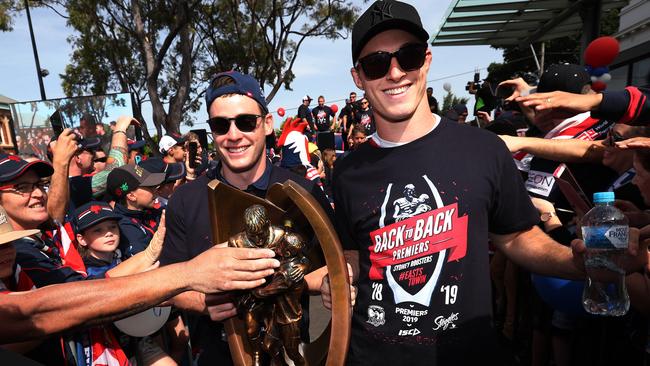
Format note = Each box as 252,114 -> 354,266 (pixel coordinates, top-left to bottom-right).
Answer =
0,154 -> 53,183
106,164 -> 165,200
205,71 -> 268,113
351,0 -> 429,64
537,64 -> 591,94
138,157 -> 186,183
74,201 -> 122,232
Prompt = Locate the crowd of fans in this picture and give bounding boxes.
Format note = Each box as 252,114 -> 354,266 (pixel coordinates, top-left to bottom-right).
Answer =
1,4 -> 650,365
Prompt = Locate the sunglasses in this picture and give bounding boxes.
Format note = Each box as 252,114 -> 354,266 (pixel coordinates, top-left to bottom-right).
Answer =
355,43 -> 427,80
207,114 -> 263,135
94,157 -> 107,163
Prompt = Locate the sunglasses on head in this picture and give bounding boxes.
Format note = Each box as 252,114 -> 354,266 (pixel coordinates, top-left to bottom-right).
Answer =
207,114 -> 263,135
355,43 -> 427,80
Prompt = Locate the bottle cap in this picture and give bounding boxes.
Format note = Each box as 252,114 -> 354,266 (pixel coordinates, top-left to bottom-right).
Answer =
593,191 -> 615,203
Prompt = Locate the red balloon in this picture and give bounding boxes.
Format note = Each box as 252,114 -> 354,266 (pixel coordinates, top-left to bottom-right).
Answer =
277,107 -> 285,117
330,104 -> 338,113
584,36 -> 619,67
591,80 -> 607,92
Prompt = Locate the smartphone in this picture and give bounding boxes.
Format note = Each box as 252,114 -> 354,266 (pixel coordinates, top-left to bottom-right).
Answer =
49,110 -> 65,139
553,164 -> 593,215
188,141 -> 198,169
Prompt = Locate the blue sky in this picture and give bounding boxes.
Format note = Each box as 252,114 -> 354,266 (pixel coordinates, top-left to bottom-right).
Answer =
0,1 -> 504,134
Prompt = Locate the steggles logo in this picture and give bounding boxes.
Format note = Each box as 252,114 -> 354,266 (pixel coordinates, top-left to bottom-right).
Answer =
432,312 -> 459,331
0,211 -> 7,225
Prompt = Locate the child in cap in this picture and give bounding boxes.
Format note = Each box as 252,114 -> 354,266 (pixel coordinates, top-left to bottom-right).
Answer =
74,201 -> 165,278
74,201 -> 176,366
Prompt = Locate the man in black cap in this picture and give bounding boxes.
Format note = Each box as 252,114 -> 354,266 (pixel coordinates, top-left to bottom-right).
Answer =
158,71 -> 334,365
107,164 -> 165,258
297,95 -> 315,135
325,2 -> 643,365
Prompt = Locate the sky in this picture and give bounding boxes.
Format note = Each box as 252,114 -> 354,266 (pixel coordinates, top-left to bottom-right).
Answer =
0,0 -> 504,135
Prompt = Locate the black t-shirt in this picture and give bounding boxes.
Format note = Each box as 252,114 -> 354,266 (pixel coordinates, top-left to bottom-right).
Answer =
333,119 -> 538,365
311,105 -> 335,132
341,104 -> 358,132
354,107 -> 375,135
297,104 -> 314,131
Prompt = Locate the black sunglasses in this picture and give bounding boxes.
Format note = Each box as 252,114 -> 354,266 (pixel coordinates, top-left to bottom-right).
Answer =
93,156 -> 108,163
207,114 -> 263,135
355,43 -> 427,80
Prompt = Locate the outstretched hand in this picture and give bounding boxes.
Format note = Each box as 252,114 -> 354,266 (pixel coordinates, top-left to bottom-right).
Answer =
571,227 -> 647,276
321,263 -> 357,310
188,246 -> 280,294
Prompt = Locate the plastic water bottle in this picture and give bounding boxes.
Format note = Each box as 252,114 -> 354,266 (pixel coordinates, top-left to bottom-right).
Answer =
581,191 -> 630,316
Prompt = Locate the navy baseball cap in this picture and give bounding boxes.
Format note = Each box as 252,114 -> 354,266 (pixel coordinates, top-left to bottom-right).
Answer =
205,71 -> 268,113
74,201 -> 122,232
78,136 -> 102,151
127,139 -> 146,151
139,157 -> 186,183
352,0 -> 429,64
106,164 -> 165,200
0,154 -> 53,183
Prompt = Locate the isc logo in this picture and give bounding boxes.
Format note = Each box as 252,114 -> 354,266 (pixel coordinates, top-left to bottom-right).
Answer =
398,328 -> 421,336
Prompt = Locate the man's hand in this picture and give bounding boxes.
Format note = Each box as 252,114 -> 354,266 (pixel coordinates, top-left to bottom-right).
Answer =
320,263 -> 357,310
114,115 -> 140,132
499,78 -> 534,102
499,135 -> 526,153
205,293 -> 237,321
615,137 -> 650,150
476,111 -> 492,125
515,91 -> 603,123
51,129 -> 78,165
186,246 -> 280,294
571,227 -> 646,275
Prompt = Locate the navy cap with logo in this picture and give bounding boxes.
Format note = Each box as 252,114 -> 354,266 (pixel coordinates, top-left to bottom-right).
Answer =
74,201 -> 122,232
205,71 -> 268,113
537,63 -> 591,94
0,154 -> 54,183
106,164 -> 165,200
351,0 -> 429,64
138,157 -> 186,183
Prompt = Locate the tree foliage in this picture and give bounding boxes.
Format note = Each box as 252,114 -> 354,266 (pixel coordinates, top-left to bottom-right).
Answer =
57,0 -> 358,136
441,91 -> 468,115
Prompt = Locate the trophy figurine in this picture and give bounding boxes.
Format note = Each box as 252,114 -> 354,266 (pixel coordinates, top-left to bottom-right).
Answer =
208,179 -> 351,366
229,204 -> 309,366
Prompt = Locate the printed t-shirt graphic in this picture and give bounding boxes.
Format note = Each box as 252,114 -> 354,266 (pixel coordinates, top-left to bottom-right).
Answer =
312,106 -> 334,132
333,119 -> 539,364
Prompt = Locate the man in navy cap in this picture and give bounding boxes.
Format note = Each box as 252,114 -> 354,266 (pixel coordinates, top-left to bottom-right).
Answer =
159,70 -> 334,365
325,1 -> 645,365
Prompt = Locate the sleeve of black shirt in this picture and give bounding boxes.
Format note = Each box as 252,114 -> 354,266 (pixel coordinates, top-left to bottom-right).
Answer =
593,86 -> 650,125
14,240 -> 86,287
159,188 -> 190,266
488,139 -> 540,235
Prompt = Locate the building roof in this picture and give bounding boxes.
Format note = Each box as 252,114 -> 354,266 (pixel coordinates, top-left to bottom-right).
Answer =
0,94 -> 17,105
431,0 -> 628,48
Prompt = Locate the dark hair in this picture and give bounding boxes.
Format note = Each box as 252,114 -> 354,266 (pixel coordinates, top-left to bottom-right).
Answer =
352,125 -> 367,136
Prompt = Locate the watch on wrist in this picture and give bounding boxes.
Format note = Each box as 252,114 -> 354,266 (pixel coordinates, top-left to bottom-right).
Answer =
540,211 -> 556,223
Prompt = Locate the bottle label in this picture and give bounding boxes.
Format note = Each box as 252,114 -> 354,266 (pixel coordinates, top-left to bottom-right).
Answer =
582,225 -> 629,249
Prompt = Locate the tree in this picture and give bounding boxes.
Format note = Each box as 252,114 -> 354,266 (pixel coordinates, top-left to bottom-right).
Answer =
58,0 -> 358,137
441,91 -> 468,115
